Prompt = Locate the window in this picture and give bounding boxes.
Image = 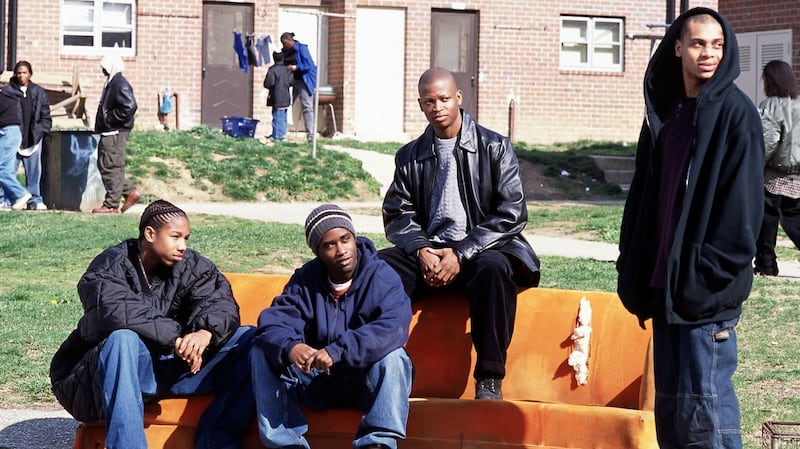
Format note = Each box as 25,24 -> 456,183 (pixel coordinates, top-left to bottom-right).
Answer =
560,16 -> 623,71
61,0 -> 136,55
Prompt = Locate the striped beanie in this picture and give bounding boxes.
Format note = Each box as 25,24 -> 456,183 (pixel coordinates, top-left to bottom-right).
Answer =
304,204 -> 356,255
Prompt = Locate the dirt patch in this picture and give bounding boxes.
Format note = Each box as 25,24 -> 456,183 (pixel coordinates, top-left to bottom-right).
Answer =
518,158 -> 622,202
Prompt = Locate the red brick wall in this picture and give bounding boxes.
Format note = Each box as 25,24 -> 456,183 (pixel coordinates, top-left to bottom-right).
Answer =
9,0 -> 719,144
719,0 -> 800,81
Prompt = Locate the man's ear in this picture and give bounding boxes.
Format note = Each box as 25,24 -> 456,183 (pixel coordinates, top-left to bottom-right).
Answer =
143,225 -> 157,243
456,89 -> 463,106
674,39 -> 682,58
418,97 -> 424,112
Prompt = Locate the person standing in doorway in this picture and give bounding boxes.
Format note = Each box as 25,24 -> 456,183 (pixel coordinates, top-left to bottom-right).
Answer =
616,8 -> 764,448
2,61 -> 52,210
753,60 -> 800,276
280,32 -> 317,142
92,54 -> 141,214
264,51 -> 293,141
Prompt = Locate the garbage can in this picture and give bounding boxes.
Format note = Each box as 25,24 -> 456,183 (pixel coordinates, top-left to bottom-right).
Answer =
41,129 -> 100,211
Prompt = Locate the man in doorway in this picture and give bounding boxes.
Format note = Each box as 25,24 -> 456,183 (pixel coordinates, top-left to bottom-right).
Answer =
280,32 -> 317,142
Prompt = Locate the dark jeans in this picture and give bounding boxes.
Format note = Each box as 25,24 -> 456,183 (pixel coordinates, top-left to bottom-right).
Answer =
651,290 -> 742,449
755,189 -> 800,275
97,131 -> 136,208
378,246 -> 517,379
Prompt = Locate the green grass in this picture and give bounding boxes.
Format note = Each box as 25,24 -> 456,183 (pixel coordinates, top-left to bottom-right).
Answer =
126,128 -> 382,202
2,132 -> 797,449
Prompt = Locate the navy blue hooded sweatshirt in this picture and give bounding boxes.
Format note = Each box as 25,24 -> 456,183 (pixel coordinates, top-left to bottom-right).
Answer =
616,7 -> 765,326
254,236 -> 411,369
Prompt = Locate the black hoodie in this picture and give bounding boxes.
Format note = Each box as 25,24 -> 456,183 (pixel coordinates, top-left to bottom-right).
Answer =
616,7 -> 765,326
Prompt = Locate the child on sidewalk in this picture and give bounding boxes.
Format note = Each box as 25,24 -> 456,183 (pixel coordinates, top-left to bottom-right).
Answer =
263,51 -> 293,141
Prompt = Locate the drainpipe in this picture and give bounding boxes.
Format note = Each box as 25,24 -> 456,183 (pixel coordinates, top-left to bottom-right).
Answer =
508,98 -> 516,143
666,0 -> 675,24
0,0 -> 5,75
6,0 -> 16,71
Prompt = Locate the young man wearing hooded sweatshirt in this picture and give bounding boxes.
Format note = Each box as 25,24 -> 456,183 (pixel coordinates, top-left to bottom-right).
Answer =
616,8 -> 764,449
92,54 -> 141,214
250,204 -> 413,449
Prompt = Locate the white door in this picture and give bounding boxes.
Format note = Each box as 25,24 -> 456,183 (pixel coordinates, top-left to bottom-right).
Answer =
736,29 -> 792,106
355,7 -> 406,142
279,7 -> 326,132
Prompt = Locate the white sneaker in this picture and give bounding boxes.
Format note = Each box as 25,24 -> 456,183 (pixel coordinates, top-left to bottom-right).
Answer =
33,202 -> 48,211
0,204 -> 11,212
11,193 -> 32,210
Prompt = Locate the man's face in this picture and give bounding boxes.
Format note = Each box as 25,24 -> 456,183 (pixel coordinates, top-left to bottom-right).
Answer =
145,216 -> 190,267
418,76 -> 462,137
14,66 -> 30,86
675,18 -> 724,89
317,228 -> 357,283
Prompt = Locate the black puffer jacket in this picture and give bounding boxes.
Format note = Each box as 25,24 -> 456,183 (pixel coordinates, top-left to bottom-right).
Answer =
94,73 -> 137,133
382,110 -> 540,287
50,239 -> 240,421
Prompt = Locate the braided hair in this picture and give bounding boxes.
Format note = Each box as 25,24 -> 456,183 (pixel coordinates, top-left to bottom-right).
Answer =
138,200 -> 188,239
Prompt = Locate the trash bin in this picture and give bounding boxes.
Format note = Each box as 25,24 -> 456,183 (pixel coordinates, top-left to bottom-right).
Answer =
41,129 -> 100,211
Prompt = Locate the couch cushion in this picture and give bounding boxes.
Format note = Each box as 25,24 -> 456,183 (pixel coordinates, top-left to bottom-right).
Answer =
405,288 -> 651,408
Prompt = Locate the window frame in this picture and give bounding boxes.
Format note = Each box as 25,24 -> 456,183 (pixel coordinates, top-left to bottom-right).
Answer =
560,15 -> 624,72
61,0 -> 137,56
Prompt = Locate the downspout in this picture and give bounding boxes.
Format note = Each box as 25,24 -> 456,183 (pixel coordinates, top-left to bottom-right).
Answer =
665,0 -> 675,24
6,0 -> 16,72
0,0 -> 5,75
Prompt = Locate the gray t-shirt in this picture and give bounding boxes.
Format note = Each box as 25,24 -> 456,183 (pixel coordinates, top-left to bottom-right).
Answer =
427,135 -> 468,243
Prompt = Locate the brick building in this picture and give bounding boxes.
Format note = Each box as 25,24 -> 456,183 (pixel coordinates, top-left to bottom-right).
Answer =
7,0 -> 720,144
719,0 -> 797,106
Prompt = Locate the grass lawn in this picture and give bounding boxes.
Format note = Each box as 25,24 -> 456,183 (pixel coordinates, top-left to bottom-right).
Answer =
0,129 -> 796,449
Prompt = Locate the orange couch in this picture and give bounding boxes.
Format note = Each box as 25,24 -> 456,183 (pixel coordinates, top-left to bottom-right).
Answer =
71,272 -> 657,449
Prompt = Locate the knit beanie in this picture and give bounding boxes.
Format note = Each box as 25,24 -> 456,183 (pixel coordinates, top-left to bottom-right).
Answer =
304,204 -> 356,255
139,200 -> 187,236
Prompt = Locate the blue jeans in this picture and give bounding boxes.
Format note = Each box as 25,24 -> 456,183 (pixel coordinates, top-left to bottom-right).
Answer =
652,312 -> 742,449
0,125 -> 27,203
271,108 -> 288,140
251,346 -> 412,449
97,326 -> 255,449
14,141 -> 44,206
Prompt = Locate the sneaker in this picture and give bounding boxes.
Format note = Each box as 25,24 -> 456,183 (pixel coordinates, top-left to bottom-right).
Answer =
0,203 -> 11,212
32,203 -> 48,211
475,378 -> 503,400
11,193 -> 32,210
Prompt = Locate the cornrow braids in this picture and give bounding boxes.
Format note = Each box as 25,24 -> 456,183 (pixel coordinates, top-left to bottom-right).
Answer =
138,200 -> 188,239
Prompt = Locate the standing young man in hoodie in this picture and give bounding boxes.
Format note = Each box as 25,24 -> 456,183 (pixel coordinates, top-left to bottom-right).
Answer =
92,54 -> 141,214
250,204 -> 412,449
616,8 -> 764,448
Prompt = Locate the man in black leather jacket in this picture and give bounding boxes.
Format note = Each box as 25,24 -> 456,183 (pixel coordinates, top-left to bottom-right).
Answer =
92,54 -> 141,214
379,67 -> 539,400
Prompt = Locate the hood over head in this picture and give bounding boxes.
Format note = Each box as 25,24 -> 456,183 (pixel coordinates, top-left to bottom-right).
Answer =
644,7 -> 740,119
100,54 -> 124,79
